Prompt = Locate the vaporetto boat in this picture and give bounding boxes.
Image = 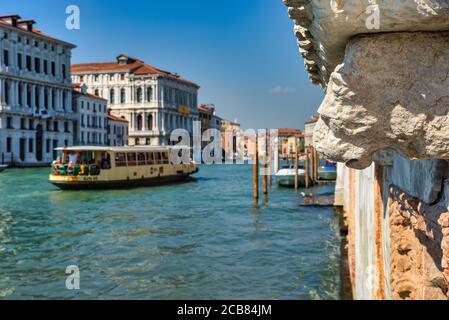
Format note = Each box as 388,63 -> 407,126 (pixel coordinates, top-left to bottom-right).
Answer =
49,146 -> 198,190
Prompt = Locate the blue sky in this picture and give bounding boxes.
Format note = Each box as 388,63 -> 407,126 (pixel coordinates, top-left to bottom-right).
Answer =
4,0 -> 323,130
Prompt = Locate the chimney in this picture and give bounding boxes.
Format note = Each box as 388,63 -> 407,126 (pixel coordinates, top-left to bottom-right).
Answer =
17,19 -> 36,32
0,15 -> 22,27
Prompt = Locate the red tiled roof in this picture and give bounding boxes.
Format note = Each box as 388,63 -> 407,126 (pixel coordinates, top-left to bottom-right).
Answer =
198,104 -> 214,114
278,128 -> 302,136
107,114 -> 128,123
0,16 -> 75,47
72,55 -> 199,87
305,115 -> 320,124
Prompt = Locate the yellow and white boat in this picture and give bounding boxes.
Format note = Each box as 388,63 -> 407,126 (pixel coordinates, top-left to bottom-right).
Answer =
49,146 -> 198,190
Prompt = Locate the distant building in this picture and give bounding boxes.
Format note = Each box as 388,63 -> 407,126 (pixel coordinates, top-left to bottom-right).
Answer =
107,114 -> 128,147
0,14 -> 76,166
198,104 -> 222,149
72,54 -> 200,146
72,83 -> 108,146
221,119 -> 241,160
304,115 -> 319,147
277,128 -> 303,158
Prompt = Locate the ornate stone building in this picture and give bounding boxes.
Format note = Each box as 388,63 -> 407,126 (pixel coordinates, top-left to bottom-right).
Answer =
71,55 -> 200,146
284,0 -> 449,300
0,14 -> 76,166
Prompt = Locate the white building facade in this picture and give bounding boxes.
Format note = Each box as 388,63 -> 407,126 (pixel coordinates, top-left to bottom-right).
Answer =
72,55 -> 200,146
72,84 -> 108,146
107,114 -> 128,147
0,15 -> 76,166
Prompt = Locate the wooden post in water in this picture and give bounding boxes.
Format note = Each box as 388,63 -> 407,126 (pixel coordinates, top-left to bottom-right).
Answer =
305,146 -> 309,189
267,130 -> 273,187
263,130 -> 268,195
254,133 -> 259,200
295,138 -> 299,190
311,146 -> 315,184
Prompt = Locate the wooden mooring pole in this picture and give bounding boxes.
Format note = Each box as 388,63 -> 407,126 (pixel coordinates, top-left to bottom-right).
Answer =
295,138 -> 299,190
263,130 -> 268,195
305,146 -> 309,189
254,133 -> 259,200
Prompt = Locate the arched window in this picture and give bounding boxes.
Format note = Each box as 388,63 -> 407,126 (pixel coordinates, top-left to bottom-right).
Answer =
136,87 -> 143,103
147,114 -> 153,131
137,114 -> 143,131
146,87 -> 152,102
94,89 -> 99,96
120,88 -> 126,103
110,89 -> 115,104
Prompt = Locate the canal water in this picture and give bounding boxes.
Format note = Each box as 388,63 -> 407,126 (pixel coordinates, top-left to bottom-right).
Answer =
0,165 -> 340,300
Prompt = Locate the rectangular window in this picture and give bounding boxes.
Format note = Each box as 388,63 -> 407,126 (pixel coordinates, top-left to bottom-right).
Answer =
46,139 -> 51,153
29,119 -> 34,130
43,60 -> 48,74
62,64 -> 66,79
155,152 -> 162,165
46,120 -> 51,131
51,61 -> 55,76
162,152 -> 169,164
137,153 -> 146,166
64,122 -> 69,133
6,117 -> 13,129
3,50 -> 9,66
54,121 -> 59,132
115,153 -> 127,167
29,138 -> 34,153
26,55 -> 31,71
20,118 -> 26,129
127,153 -> 137,166
6,137 -> 12,153
34,57 -> 40,73
17,53 -> 22,69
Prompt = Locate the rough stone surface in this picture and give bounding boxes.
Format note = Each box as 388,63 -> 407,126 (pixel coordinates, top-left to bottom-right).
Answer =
313,32 -> 449,169
284,0 -> 449,86
389,186 -> 448,300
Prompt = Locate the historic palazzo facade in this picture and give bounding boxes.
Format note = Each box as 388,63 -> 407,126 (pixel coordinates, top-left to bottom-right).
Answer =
72,55 -> 200,146
0,15 -> 76,166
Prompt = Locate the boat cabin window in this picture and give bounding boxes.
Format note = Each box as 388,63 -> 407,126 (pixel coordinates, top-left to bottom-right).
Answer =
162,152 -> 169,164
137,153 -> 146,166
146,152 -> 155,165
127,153 -> 137,166
115,153 -> 127,167
154,152 -> 162,165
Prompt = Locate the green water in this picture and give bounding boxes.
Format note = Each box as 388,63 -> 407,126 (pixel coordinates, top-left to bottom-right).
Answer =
0,165 -> 340,299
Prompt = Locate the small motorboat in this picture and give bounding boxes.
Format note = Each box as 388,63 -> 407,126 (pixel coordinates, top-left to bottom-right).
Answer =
318,161 -> 337,181
0,164 -> 8,173
275,164 -> 309,188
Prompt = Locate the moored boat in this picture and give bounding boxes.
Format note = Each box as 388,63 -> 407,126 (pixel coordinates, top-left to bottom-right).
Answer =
317,161 -> 337,181
49,146 -> 198,190
275,164 -> 309,188
0,164 -> 7,173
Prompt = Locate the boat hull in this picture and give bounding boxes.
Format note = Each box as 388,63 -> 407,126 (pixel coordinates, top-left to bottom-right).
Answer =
50,173 -> 194,190
277,175 -> 307,188
0,165 -> 7,173
318,170 -> 337,181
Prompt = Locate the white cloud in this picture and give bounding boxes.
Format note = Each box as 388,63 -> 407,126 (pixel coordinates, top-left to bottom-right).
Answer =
270,85 -> 296,94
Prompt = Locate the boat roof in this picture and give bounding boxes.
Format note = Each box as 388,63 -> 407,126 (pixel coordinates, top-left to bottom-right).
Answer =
55,145 -> 191,152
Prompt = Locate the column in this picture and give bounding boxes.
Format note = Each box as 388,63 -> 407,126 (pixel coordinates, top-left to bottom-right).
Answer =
48,88 -> 53,111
